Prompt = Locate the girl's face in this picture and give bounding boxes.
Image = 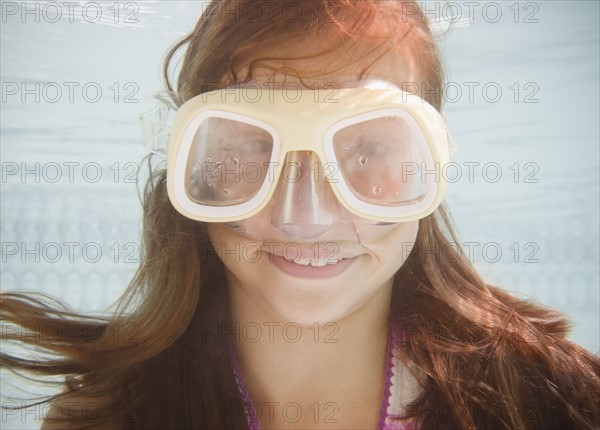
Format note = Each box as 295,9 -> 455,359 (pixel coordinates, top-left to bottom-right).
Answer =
206,60 -> 420,325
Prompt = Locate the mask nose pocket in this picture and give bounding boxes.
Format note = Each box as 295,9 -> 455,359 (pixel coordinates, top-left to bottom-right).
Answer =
270,151 -> 341,239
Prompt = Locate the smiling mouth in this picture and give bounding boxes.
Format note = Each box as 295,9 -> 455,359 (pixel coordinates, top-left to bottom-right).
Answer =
269,253 -> 357,279
282,255 -> 341,267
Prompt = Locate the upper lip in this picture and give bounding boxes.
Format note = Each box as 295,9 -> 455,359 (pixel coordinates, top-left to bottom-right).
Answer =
259,241 -> 364,261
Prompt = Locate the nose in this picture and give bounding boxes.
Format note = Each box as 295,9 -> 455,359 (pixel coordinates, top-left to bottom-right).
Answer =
270,151 -> 341,239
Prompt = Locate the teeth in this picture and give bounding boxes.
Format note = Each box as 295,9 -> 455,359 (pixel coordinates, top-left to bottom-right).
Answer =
310,260 -> 327,267
283,256 -> 340,266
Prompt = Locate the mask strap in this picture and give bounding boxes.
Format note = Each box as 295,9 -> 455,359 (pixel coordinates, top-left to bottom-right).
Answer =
440,112 -> 459,156
139,101 -> 177,156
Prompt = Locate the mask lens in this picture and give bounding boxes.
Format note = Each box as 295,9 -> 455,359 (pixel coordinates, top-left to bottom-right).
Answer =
185,117 -> 274,206
332,115 -> 428,206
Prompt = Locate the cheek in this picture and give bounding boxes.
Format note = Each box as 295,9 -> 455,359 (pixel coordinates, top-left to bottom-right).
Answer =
205,223 -> 269,284
206,223 -> 239,269
398,221 -> 419,266
363,220 -> 419,268
394,220 -> 419,250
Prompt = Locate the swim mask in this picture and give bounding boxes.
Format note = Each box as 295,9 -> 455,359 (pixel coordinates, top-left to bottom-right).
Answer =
140,82 -> 454,242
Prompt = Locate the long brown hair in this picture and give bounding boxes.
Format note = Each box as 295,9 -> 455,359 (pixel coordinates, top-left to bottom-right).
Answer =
2,1 -> 599,429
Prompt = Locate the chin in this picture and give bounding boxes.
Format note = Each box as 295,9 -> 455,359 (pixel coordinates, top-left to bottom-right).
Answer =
275,308 -> 348,327
265,289 -> 370,326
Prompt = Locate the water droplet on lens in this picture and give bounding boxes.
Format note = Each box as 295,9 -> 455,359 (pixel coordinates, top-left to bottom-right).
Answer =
359,155 -> 368,165
191,162 -> 201,177
372,184 -> 382,195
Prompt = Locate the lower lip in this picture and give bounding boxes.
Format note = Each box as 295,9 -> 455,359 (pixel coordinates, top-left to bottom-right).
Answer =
271,254 -> 356,279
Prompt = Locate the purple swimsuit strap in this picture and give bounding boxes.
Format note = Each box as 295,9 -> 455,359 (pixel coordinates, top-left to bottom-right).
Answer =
231,351 -> 260,429
378,322 -> 397,429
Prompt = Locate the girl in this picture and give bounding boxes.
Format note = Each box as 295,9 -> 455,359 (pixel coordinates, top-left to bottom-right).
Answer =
2,1 -> 599,429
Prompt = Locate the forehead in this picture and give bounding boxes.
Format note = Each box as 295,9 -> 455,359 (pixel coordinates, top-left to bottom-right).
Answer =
229,18 -> 422,91
233,51 -> 422,96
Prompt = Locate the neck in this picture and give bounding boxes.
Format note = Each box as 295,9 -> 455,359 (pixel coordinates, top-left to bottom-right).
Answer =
227,271 -> 393,429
